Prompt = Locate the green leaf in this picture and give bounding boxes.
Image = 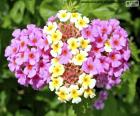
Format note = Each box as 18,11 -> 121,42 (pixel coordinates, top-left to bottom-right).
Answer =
124,64 -> 140,103
129,39 -> 140,62
116,12 -> 131,22
1,16 -> 12,28
24,0 -> 35,14
10,0 -> 25,24
133,18 -> 140,37
39,0 -> 60,21
15,110 -> 33,116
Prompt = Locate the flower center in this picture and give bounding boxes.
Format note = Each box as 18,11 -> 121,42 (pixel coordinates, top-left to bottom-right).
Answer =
86,30 -> 91,36
97,37 -> 103,43
58,23 -> 80,42
21,41 -> 25,47
114,40 -> 119,46
87,64 -> 94,70
111,54 -> 116,60
62,63 -> 83,85
29,53 -> 35,59
32,38 -> 37,43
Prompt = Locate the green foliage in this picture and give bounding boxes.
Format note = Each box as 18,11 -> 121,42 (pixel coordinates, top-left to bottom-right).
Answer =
0,0 -> 140,116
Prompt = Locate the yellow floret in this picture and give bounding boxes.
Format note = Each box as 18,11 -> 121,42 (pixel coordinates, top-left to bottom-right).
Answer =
49,63 -> 65,77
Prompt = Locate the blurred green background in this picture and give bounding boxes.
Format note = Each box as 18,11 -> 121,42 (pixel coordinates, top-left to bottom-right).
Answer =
0,0 -> 140,116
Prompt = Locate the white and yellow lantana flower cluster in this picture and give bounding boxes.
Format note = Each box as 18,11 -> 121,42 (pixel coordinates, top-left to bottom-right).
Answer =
67,37 -> 91,65
43,10 -> 96,104
49,62 -> 96,103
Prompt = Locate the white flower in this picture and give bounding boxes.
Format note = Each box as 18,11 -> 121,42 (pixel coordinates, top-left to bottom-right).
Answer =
72,51 -> 88,65
75,16 -> 89,30
67,38 -> 79,54
50,41 -> 63,57
69,85 -> 82,104
104,40 -> 112,52
78,37 -> 91,52
83,88 -> 96,98
56,86 -> 70,103
43,22 -> 57,34
49,62 -> 65,77
78,73 -> 96,89
57,10 -> 70,22
70,13 -> 81,23
49,77 -> 63,91
47,30 -> 62,44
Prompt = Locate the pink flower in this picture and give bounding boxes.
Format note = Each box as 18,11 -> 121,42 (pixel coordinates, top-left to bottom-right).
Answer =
29,34 -> 39,46
94,99 -> 104,110
109,19 -> 120,29
5,46 -> 13,57
113,66 -> 124,77
19,36 -> 28,51
82,57 -> 98,75
59,43 -> 72,64
5,24 -> 51,90
15,70 -> 28,86
48,15 -> 57,22
24,64 -> 37,78
108,52 -> 121,68
29,75 -> 50,90
91,19 -> 101,26
8,59 -> 19,72
106,76 -> 121,89
89,43 -> 104,58
122,48 -> 131,61
95,35 -> 107,48
18,76 -> 27,86
38,61 -> 50,78
98,21 -> 112,35
5,43 -> 19,58
110,35 -> 126,50
28,48 -> 40,65
41,36 -> 49,51
96,74 -> 108,88
15,52 -> 28,65
12,29 -> 21,38
81,26 -> 93,40
99,56 -> 109,71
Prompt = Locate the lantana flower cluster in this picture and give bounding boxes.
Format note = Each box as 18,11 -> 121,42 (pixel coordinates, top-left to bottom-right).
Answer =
5,10 -> 130,106
82,19 -> 130,89
5,25 -> 51,90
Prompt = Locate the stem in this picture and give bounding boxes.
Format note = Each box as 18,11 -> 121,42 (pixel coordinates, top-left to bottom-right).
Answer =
64,103 -> 68,116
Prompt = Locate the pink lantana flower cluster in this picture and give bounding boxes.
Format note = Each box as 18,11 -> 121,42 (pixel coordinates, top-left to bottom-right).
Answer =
5,10 -> 130,106
82,19 -> 130,90
5,24 -> 51,90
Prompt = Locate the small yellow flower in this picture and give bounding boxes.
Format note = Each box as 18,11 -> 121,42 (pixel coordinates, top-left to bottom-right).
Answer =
104,40 -> 112,52
43,22 -> 57,34
49,63 -> 65,77
69,85 -> 82,104
70,13 -> 81,23
56,86 -> 70,103
48,30 -> 62,44
50,41 -> 63,57
57,10 -> 70,22
72,51 -> 87,65
75,16 -> 89,30
49,77 -> 63,91
78,73 -> 96,89
78,37 -> 91,51
83,88 -> 96,98
67,38 -> 79,54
